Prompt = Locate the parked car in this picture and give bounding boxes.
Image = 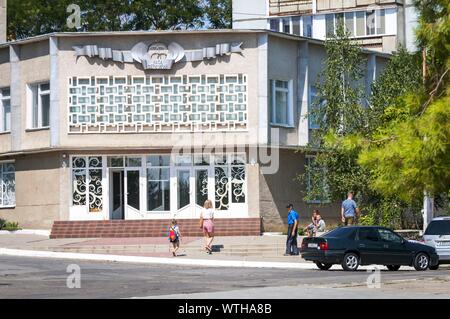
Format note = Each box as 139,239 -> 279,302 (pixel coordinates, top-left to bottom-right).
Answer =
300,226 -> 439,271
423,216 -> 450,270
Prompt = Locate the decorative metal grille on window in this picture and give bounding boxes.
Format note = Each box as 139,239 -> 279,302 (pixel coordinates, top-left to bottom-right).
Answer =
71,156 -> 103,212
68,75 -> 248,133
0,162 -> 16,207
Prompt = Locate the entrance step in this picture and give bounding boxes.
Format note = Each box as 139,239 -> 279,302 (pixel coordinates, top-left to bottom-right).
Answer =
50,218 -> 262,239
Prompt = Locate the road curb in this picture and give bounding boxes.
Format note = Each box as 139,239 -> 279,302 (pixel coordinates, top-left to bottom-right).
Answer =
0,248 -> 418,271
0,229 -> 50,236
0,248 -> 317,269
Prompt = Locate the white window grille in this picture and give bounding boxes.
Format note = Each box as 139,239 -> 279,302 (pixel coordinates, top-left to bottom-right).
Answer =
68,75 -> 248,133
0,161 -> 15,208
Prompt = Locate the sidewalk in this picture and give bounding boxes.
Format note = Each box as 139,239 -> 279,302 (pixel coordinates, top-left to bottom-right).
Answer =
0,233 -> 307,264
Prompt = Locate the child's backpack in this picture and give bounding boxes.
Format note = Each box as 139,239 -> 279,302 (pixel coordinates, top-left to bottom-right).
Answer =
169,226 -> 178,242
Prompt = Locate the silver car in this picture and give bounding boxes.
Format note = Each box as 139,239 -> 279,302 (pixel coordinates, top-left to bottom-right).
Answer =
423,216 -> 450,269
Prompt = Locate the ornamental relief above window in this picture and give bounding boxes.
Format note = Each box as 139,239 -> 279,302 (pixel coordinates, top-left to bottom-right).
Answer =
68,74 -> 248,133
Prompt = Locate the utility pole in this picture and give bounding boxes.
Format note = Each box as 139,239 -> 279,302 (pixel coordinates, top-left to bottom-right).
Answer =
421,47 -> 433,232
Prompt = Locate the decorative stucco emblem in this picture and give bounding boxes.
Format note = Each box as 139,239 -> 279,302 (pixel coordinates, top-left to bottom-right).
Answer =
73,41 -> 243,70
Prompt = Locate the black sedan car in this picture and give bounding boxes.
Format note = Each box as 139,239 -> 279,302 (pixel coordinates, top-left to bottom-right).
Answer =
300,226 -> 439,271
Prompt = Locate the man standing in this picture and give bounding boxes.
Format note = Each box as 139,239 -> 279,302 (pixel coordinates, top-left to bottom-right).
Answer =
285,204 -> 299,256
341,192 -> 359,226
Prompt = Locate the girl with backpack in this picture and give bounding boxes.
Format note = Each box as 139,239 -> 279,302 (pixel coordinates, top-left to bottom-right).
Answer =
169,219 -> 182,257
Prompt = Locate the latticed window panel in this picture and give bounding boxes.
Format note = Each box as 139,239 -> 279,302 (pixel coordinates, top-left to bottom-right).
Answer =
68,75 -> 248,133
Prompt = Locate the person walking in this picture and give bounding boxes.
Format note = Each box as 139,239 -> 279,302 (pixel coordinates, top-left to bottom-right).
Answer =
341,191 -> 360,226
200,199 -> 215,254
169,219 -> 182,257
284,203 -> 299,256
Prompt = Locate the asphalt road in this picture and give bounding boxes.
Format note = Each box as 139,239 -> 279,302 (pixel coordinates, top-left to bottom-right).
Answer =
0,256 -> 449,299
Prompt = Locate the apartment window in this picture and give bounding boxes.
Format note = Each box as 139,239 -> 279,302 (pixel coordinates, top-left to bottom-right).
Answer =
0,162 -> 15,208
376,9 -> 386,34
326,14 -> 334,37
270,80 -> 293,127
282,18 -> 291,33
0,88 -> 11,133
309,86 -> 322,130
326,9 -> 387,38
302,16 -> 312,37
355,11 -> 365,36
366,10 -> 376,35
28,83 -> 50,129
306,156 -> 330,203
292,17 -> 301,35
270,19 -> 279,32
344,12 -> 355,36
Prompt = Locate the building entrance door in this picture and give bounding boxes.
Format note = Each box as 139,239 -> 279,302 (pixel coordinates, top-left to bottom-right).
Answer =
110,170 -> 124,220
125,169 -> 141,217
174,167 -> 211,218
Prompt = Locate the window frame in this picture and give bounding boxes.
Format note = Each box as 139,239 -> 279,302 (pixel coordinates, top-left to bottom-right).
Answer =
27,82 -> 50,130
146,154 -> 171,213
305,155 -> 330,204
270,79 -> 294,128
325,9 -> 387,39
0,87 -> 11,133
0,160 -> 16,209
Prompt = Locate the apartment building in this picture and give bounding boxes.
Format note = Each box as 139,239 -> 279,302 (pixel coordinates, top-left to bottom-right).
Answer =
233,0 -> 418,53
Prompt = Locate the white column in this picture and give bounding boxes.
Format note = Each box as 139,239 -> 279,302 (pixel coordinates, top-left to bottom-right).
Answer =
257,34 -> 269,145
9,44 -> 21,151
297,41 -> 309,146
50,36 -> 60,146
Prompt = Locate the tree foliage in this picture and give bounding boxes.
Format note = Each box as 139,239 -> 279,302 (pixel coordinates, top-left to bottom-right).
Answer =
299,26 -> 368,205
358,0 -> 450,203
300,1 -> 449,228
7,0 -> 232,40
310,26 -> 366,138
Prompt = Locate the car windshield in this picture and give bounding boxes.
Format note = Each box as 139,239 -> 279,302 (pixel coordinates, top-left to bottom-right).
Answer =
323,227 -> 356,238
425,220 -> 450,235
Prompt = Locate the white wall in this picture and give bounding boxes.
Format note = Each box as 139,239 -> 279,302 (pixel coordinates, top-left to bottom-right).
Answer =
404,0 -> 418,52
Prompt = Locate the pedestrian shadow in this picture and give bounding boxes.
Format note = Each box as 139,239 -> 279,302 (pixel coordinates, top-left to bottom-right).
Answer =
211,244 -> 224,252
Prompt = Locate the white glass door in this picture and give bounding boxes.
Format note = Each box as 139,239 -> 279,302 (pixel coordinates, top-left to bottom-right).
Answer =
110,170 -> 124,220
125,169 -> 140,216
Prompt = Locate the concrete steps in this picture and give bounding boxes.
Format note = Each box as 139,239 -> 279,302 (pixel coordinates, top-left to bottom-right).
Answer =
50,218 -> 262,239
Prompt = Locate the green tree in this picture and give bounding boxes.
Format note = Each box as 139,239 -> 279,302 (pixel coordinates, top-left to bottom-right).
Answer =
357,0 -> 449,203
7,0 -> 233,41
203,0 -> 232,29
299,26 -> 368,205
309,26 -> 366,138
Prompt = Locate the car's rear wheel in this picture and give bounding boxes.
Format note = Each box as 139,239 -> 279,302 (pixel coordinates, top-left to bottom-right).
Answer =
429,264 -> 439,270
413,252 -> 430,271
386,265 -> 401,271
341,252 -> 359,271
315,262 -> 333,270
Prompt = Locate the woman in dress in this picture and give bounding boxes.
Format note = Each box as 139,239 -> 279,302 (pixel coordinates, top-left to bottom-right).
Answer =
200,199 -> 215,254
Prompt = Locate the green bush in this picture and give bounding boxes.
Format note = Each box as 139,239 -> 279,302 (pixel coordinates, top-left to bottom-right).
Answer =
0,218 -> 6,229
0,220 -> 21,231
